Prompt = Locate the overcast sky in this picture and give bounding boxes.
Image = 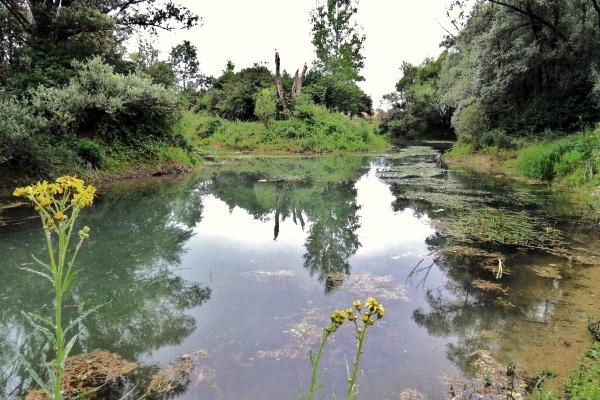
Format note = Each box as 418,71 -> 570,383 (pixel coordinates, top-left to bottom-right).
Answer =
139,1 -> 454,108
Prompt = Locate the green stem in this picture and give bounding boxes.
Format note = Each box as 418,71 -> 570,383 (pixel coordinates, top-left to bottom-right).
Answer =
347,324 -> 369,400
307,329 -> 330,400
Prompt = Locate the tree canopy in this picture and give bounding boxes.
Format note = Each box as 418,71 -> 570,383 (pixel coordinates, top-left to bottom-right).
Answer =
383,0 -> 600,142
310,0 -> 365,83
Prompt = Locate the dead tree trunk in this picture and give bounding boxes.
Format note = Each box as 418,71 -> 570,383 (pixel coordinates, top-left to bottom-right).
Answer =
275,52 -> 307,118
275,51 -> 290,118
291,64 -> 308,97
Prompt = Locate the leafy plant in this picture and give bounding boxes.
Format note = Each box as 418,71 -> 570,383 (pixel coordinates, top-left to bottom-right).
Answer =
13,176 -> 99,399
302,297 -> 385,400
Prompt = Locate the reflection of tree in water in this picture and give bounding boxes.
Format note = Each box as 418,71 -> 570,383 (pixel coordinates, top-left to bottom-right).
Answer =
374,150 -> 567,376
207,162 -> 364,292
411,241 -> 564,375
303,181 -> 361,291
0,175 -> 211,398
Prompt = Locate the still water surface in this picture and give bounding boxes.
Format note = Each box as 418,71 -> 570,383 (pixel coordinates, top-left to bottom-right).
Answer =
1,145 -> 597,399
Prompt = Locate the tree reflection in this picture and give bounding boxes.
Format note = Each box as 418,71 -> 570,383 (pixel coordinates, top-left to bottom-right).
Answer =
206,158 -> 365,291
302,181 -> 361,290
0,175 -> 211,398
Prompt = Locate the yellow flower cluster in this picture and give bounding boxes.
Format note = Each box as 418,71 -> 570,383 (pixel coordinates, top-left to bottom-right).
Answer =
14,176 -> 96,210
325,297 -> 385,334
13,175 -> 96,231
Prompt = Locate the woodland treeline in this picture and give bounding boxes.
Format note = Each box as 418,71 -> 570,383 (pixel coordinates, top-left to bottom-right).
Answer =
381,0 -> 600,146
0,0 -> 374,175
3,0 -> 599,176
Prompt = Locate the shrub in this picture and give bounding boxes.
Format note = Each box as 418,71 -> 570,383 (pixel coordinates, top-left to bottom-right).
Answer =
31,57 -> 180,145
254,87 -> 277,126
479,129 -> 512,149
195,115 -> 224,139
75,138 -> 105,168
452,102 -> 490,146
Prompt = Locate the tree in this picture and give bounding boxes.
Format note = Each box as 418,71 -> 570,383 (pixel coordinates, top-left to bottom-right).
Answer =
380,53 -> 453,139
0,0 -> 198,43
309,0 -> 365,83
439,0 -> 600,140
169,40 -> 201,92
254,87 -> 277,126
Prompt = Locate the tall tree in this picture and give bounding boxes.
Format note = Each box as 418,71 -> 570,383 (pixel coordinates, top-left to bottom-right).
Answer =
309,0 -> 365,83
169,40 -> 201,92
0,0 -> 198,43
440,0 -> 600,139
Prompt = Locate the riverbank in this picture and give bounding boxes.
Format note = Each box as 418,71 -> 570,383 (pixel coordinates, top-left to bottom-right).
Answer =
443,141 -> 600,399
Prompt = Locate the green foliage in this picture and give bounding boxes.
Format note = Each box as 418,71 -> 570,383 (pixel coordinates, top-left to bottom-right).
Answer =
453,102 -> 489,146
194,114 -> 224,139
564,342 -> 600,399
169,40 -> 202,92
75,139 -> 105,168
208,64 -> 274,121
0,94 -> 34,164
515,129 -> 600,182
254,87 -> 277,126
380,53 -> 453,139
185,104 -> 386,153
303,70 -> 372,116
439,0 -> 600,138
479,129 -> 512,149
309,0 -> 365,83
33,57 -> 180,144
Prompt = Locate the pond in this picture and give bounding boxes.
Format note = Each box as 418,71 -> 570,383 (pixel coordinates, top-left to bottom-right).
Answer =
1,145 -> 599,399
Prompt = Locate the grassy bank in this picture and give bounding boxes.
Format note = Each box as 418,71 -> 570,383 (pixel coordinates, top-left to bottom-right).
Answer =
177,106 -> 388,155
444,124 -> 600,215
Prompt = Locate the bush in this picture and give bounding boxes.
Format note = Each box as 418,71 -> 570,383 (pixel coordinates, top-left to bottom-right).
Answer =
452,102 -> 490,146
479,129 -> 512,149
31,57 -> 180,145
254,87 -> 277,126
195,115 -> 224,139
554,150 -> 585,176
75,139 -> 105,168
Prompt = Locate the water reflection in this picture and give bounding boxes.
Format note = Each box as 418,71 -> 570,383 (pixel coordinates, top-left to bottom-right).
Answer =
0,176 -> 212,398
0,149 -> 596,399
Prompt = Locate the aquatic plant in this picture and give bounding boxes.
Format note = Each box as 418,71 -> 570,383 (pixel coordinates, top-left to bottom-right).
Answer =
302,297 -> 385,400
13,176 -> 97,400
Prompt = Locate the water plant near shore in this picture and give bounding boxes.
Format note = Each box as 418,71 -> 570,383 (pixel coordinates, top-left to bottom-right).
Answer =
302,297 -> 385,400
13,176 -> 97,399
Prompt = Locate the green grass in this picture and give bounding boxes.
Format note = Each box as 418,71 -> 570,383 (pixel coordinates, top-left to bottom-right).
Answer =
178,106 -> 389,155
532,341 -> 600,400
514,126 -> 600,184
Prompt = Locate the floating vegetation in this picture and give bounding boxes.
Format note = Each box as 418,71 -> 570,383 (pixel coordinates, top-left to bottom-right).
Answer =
444,350 -> 526,399
343,273 -> 410,301
241,269 -> 296,281
398,388 -> 427,400
472,279 -> 508,295
140,350 -> 208,398
25,350 -> 136,400
258,308 -> 323,360
433,207 -> 568,250
529,265 -> 562,279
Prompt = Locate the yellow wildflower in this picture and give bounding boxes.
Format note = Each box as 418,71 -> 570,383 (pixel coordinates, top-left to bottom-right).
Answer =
362,314 -> 370,323
37,194 -> 51,208
346,308 -> 356,321
353,299 -> 361,311
365,297 -> 382,314
53,211 -> 66,220
13,186 -> 32,197
330,309 -> 347,325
